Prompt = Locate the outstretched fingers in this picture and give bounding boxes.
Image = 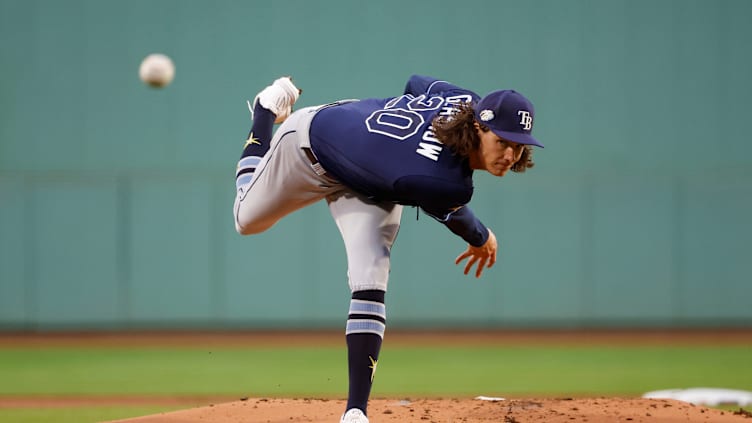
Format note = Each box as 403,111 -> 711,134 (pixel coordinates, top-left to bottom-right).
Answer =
465,256 -> 479,276
474,257 -> 489,278
455,251 -> 473,266
455,228 -> 498,278
455,250 -> 489,278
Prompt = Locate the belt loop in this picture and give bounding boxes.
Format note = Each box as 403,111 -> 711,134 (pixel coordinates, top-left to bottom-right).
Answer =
311,162 -> 327,176
303,147 -> 328,177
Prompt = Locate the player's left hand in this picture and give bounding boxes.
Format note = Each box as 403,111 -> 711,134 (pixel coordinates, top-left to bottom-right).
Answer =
455,228 -> 497,278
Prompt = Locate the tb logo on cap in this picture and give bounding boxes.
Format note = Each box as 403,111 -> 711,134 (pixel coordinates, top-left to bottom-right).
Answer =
518,110 -> 533,130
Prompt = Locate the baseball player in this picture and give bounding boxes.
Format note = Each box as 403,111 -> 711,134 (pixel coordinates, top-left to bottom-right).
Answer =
233,75 -> 543,423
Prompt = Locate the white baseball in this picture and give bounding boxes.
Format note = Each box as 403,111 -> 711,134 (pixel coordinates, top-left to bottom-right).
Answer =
139,53 -> 175,88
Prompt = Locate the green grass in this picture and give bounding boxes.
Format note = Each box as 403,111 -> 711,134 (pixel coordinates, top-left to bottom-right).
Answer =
377,346 -> 752,396
0,407 -> 180,423
0,344 -> 750,422
1,345 -> 750,397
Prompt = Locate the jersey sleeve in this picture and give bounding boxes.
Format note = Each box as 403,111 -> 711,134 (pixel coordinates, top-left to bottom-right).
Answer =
403,75 -> 474,98
424,205 -> 489,247
395,174 -> 489,247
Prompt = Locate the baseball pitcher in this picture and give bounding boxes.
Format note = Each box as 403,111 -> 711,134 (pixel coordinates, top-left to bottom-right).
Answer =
233,75 -> 543,423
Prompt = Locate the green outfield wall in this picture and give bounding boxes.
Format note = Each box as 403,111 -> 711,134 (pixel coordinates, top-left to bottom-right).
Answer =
1,0 -> 751,330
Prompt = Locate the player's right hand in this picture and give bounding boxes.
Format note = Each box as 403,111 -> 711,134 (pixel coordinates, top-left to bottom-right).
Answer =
455,228 -> 497,278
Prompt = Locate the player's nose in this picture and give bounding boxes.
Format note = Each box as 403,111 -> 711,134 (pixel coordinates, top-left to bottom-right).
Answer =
503,146 -> 516,161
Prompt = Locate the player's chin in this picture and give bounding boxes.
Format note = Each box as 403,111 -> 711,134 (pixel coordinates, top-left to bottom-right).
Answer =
489,166 -> 510,177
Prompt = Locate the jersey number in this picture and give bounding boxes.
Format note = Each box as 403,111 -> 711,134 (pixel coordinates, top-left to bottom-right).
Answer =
364,94 -> 443,141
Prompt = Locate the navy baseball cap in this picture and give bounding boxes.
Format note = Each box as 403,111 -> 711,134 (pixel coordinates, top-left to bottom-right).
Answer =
474,90 -> 544,148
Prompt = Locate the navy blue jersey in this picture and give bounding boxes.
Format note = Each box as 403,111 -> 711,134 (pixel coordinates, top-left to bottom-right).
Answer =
309,75 -> 489,246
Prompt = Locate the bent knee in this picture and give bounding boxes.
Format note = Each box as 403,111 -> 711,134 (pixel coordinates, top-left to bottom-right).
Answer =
235,220 -> 271,236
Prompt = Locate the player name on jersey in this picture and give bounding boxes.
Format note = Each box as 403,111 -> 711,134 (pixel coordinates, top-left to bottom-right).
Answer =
414,94 -> 473,161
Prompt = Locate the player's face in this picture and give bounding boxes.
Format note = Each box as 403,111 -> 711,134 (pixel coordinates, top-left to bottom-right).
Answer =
472,124 -> 525,177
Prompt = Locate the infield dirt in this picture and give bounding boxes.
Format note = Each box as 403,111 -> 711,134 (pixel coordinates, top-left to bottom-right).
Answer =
106,396 -> 752,422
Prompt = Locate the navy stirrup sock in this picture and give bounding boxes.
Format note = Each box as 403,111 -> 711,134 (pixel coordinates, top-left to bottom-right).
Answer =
345,289 -> 386,415
241,103 -> 275,159
235,104 -> 276,188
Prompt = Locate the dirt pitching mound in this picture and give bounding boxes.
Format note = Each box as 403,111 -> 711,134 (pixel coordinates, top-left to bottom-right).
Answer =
107,397 -> 752,422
